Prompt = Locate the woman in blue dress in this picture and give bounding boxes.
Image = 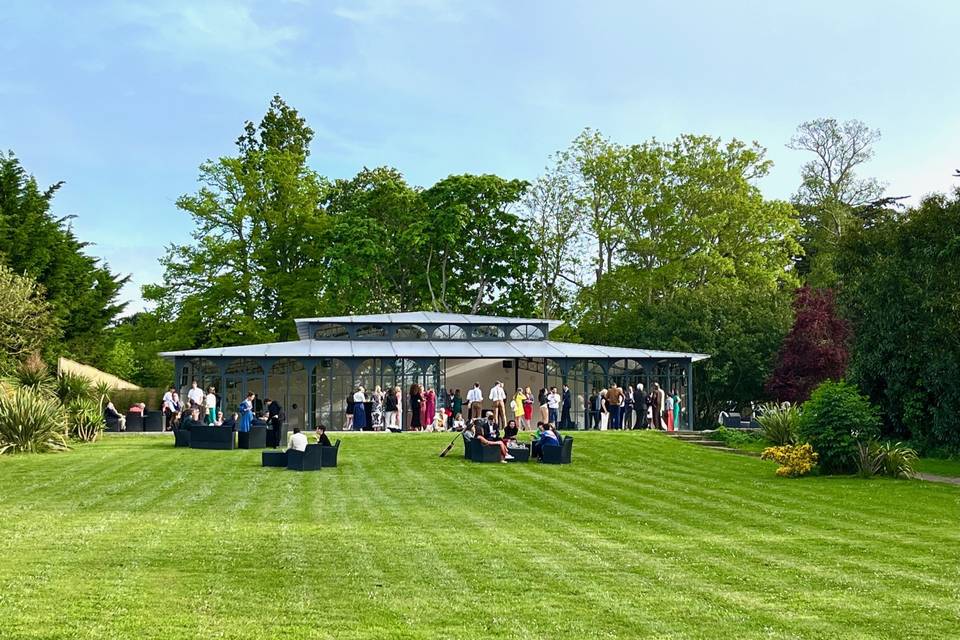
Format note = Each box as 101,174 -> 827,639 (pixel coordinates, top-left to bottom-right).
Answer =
238,392 -> 254,432
352,386 -> 367,431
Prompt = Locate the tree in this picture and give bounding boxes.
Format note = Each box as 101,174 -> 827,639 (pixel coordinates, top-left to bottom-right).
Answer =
0,263 -> 60,367
101,338 -> 137,383
524,157 -> 592,320
766,286 -> 850,403
837,190 -> 960,453
147,96 -> 328,345
567,132 -> 802,424
0,152 -> 128,361
420,174 -> 535,315
787,118 -> 887,286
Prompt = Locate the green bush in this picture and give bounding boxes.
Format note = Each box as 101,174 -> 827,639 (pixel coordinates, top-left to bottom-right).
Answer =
0,386 -> 69,454
712,426 -> 764,448
67,398 -> 105,443
798,380 -> 881,474
56,371 -> 94,404
871,442 -> 918,479
757,402 -> 799,445
3,354 -> 55,395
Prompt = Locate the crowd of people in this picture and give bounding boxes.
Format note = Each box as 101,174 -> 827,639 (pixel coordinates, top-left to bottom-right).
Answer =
587,382 -> 684,430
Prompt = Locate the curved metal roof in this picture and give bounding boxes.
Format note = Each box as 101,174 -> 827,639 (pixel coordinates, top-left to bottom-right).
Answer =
160,339 -> 709,362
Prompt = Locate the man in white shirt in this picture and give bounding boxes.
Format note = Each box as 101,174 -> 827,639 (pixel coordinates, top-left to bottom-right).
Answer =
187,380 -> 204,409
489,381 -> 506,427
288,427 -> 308,452
467,382 -> 483,420
161,386 -> 175,430
547,387 -> 561,426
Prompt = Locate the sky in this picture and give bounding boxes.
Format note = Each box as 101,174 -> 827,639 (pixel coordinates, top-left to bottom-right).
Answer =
2,0 -> 959,313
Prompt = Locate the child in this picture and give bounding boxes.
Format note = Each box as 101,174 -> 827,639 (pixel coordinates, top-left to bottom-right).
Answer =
452,413 -> 466,431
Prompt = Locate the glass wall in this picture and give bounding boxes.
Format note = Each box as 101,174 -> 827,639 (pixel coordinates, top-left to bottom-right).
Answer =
224,358 -> 264,414
267,358 -> 307,431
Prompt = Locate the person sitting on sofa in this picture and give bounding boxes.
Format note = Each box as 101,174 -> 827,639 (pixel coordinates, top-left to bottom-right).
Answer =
128,402 -> 146,414
221,413 -> 238,429
314,424 -> 332,447
467,423 -> 513,463
288,427 -> 308,452
212,410 -> 225,426
504,419 -> 519,442
180,407 -> 205,429
104,401 -> 126,431
482,411 -> 500,440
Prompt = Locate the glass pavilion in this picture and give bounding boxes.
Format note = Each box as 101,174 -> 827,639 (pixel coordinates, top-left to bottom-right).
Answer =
161,312 -> 709,431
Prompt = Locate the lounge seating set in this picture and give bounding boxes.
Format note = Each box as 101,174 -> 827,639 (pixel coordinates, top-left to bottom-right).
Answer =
720,413 -> 761,429
262,441 -> 341,471
173,425 -> 274,450
463,433 -> 573,464
105,412 -> 164,432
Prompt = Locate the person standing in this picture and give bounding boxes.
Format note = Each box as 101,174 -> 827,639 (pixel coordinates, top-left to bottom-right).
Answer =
538,387 -> 549,424
409,384 -> 423,431
673,389 -> 683,430
187,380 -> 204,410
204,386 -> 218,425
266,397 -> 283,447
344,392 -> 355,430
424,387 -> 437,429
384,386 -> 398,430
238,392 -> 254,433
452,389 -> 463,429
513,387 -> 527,430
466,382 -> 483,420
546,387 -> 561,427
395,386 -> 403,431
161,386 -> 175,431
523,386 -> 534,427
489,381 -> 506,428
651,383 -> 664,430
353,386 -> 367,430
624,385 -> 635,430
635,383 -> 646,429
599,389 -> 610,430
588,389 -> 600,430
560,384 -> 572,429
371,385 -> 384,431
606,383 -> 623,430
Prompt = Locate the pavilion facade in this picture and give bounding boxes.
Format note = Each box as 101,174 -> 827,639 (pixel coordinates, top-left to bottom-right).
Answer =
161,312 -> 709,431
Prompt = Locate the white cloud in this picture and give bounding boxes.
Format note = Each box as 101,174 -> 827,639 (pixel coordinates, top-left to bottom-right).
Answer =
113,0 -> 300,61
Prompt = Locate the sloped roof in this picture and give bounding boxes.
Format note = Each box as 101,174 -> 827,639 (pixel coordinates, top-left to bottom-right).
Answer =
160,339 -> 709,362
294,312 -> 564,331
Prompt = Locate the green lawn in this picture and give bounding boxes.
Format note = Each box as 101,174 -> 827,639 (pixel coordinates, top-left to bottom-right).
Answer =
915,456 -> 960,478
1,432 -> 958,639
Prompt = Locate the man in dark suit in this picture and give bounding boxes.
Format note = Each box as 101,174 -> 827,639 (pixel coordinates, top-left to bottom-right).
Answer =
588,390 -> 602,429
265,398 -> 283,447
560,384 -> 572,428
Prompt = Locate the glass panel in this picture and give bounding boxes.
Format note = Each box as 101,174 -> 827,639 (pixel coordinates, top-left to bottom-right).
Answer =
509,324 -> 545,340
224,358 -> 264,414
267,358 -> 307,432
356,324 -> 387,339
314,323 -> 349,339
432,324 -> 466,340
394,325 -> 428,340
471,325 -> 505,339
314,358 -> 352,430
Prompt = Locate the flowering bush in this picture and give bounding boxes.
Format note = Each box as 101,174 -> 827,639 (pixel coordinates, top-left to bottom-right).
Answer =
761,444 -> 818,477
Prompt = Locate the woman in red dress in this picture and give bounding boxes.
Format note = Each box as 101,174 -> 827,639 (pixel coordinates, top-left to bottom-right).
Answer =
523,386 -> 534,425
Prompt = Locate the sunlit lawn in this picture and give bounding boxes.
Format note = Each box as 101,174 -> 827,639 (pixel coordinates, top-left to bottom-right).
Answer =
1,431 -> 958,639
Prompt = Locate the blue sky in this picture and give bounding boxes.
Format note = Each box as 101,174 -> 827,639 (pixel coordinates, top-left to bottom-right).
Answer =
2,0 -> 959,313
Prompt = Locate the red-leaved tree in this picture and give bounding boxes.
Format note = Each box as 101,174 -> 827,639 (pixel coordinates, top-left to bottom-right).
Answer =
766,286 -> 850,403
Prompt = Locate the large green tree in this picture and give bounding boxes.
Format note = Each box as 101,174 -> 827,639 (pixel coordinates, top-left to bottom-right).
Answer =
837,190 -> 960,453
146,96 -> 328,345
550,132 -> 801,423
0,152 -> 128,361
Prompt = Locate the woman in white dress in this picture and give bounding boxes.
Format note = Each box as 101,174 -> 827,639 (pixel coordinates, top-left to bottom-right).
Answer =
599,389 -> 610,430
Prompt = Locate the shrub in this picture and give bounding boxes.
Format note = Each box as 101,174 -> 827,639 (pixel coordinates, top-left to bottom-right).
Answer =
56,371 -> 94,404
756,402 -> 799,445
712,426 -> 764,448
67,398 -> 105,443
3,354 -> 55,395
798,380 -> 880,474
871,442 -> 918,479
761,444 -> 819,477
0,386 -> 69,454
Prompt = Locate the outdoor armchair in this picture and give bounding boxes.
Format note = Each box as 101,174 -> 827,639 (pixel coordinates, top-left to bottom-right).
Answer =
540,436 -> 573,464
124,412 -> 144,432
469,439 -> 502,463
287,444 -> 322,471
320,439 -> 340,467
238,426 -> 267,449
143,412 -> 164,432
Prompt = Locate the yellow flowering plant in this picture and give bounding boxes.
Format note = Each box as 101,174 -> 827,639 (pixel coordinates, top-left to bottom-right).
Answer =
761,443 -> 818,477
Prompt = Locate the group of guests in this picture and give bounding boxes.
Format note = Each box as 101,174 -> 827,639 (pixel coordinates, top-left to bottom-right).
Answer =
461,410 -> 565,463
587,382 -> 683,430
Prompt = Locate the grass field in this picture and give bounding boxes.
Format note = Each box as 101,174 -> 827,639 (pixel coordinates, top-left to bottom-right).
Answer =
1,432 -> 958,639
915,456 -> 960,478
